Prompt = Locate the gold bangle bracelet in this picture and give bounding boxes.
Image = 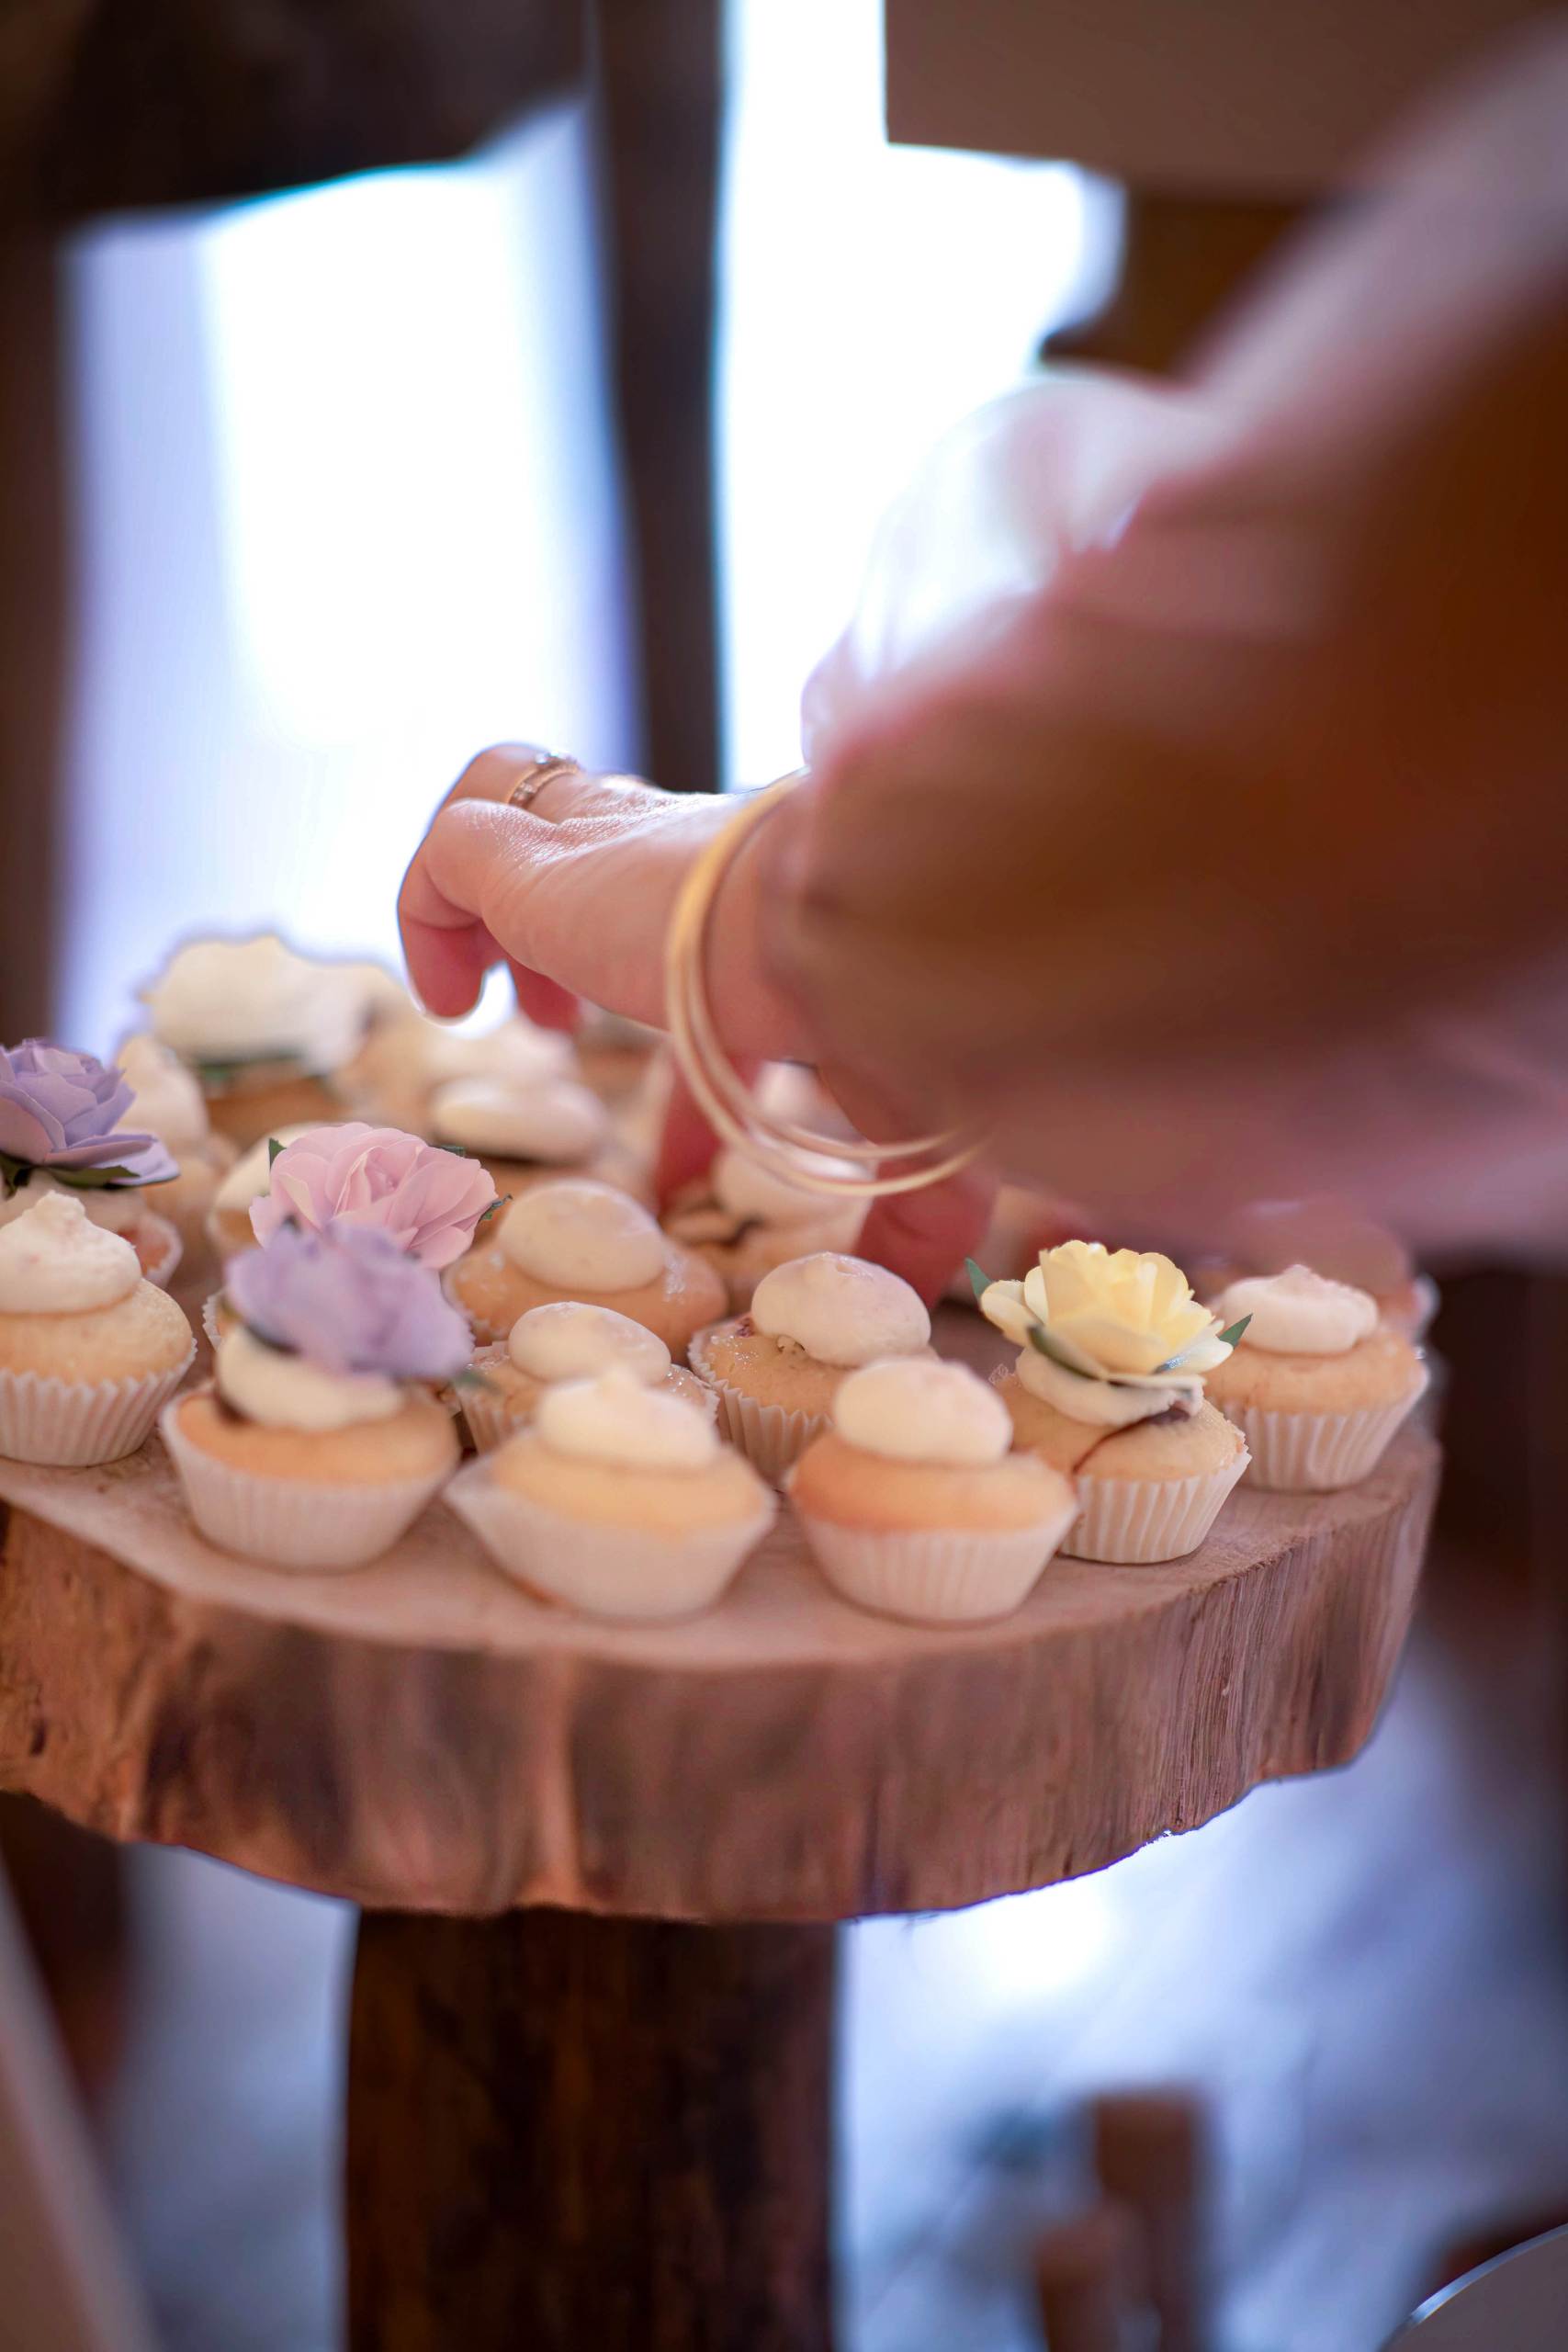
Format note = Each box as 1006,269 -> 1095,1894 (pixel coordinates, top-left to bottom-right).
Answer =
674,775 -> 960,1168
662,775 -> 986,1201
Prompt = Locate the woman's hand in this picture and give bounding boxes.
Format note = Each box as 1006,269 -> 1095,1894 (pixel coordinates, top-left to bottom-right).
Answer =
396,744 -> 775,1041
397,745 -> 995,1301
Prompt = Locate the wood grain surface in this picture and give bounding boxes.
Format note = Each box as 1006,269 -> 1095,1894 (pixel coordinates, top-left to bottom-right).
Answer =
346,1906 -> 834,2351
0,1412 -> 1438,1922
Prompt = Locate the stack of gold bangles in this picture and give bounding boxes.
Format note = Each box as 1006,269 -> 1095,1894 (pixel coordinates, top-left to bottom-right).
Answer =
662,773 -> 984,1201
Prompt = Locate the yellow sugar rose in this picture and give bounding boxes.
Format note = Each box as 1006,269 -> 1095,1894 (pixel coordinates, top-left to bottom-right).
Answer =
981,1239 -> 1233,1382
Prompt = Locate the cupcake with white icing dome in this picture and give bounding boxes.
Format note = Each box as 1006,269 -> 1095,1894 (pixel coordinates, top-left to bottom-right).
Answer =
0,1038 -> 183,1286
0,1192 -> 194,1464
116,1033 -> 236,1266
461,1299 -> 716,1453
163,1222 -> 467,1568
140,933 -> 392,1146
1194,1199 -> 1438,1343
341,1006 -> 573,1134
1202,1263 -> 1427,1490
980,1239 -> 1248,1563
791,1357 -> 1077,1623
689,1250 -> 931,1484
664,1146 -> 863,1309
450,1365 -> 774,1619
429,1074 -> 618,1204
447,1177 -> 725,1354
205,1125 -> 314,1259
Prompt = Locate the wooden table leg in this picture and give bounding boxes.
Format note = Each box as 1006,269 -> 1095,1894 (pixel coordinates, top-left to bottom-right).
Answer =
346,1907 -> 837,2352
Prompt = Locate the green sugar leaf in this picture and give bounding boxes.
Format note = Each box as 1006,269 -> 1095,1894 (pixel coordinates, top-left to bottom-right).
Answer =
1024,1318 -> 1095,1379
1216,1314 -> 1253,1350
965,1257 -> 993,1307
52,1164 -> 141,1191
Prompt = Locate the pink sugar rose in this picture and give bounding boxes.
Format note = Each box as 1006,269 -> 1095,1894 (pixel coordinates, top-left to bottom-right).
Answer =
251,1122 -> 496,1269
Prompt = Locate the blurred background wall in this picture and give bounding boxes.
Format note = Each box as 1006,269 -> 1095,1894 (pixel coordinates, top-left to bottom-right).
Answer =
54,0 -> 1093,1050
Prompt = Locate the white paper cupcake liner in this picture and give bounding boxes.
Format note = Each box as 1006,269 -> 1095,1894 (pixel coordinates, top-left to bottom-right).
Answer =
447,1461 -> 774,1620
0,1345 -> 195,1467
1220,1375 -> 1427,1492
686,1328 -> 829,1485
1066,1448 -> 1250,1565
457,1382 -> 517,1455
133,1210 -> 183,1290
793,1505 -> 1077,1624
160,1401 -> 451,1570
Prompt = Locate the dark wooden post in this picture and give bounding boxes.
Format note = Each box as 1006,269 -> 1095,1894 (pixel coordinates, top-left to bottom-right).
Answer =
1091,2091 -> 1210,2352
346,1907 -> 837,2352
592,0 -> 725,796
1033,2201 -> 1142,2352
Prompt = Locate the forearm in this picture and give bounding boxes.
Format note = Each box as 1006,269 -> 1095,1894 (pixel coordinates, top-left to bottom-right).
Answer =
762,294 -> 1568,1239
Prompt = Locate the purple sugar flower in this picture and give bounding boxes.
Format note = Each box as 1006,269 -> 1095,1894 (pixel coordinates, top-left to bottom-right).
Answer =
226,1220 -> 471,1383
0,1039 -> 175,1184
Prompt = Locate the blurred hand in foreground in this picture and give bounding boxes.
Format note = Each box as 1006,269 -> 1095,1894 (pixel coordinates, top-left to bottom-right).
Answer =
402,26 -> 1568,1272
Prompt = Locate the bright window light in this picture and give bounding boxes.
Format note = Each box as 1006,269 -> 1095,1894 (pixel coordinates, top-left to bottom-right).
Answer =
720,0 -> 1089,786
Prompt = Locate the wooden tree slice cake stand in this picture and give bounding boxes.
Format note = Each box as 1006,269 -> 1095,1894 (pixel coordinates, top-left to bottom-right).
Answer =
0,1310 -> 1438,2352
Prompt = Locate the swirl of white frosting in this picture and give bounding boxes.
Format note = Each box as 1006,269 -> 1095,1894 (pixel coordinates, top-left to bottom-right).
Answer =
1213,1264 -> 1378,1356
0,1171 -> 146,1236
711,1147 -> 860,1229
835,1356 -> 1010,1465
0,1192 -> 140,1314
1015,1342 -> 1197,1428
212,1126 -> 314,1216
117,1032 -> 209,1156
536,1366 -> 718,1470
508,1301 -> 670,1385
750,1252 -> 929,1368
500,1180 -> 666,1291
430,1078 -> 607,1163
216,1325 -> 402,1431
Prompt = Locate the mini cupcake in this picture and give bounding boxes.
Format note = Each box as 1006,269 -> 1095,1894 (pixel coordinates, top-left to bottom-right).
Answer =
428,1074 -> 630,1204
0,1038 -> 182,1285
140,934 -> 392,1147
689,1250 -> 931,1484
0,1193 -> 194,1464
1193,1198 -> 1438,1343
460,1299 -> 715,1453
447,1178 -> 726,1354
1201,1264 -> 1428,1490
979,1240 -> 1247,1564
664,1146 -> 863,1311
163,1223 -> 467,1570
205,1125 -> 315,1259
206,1120 -> 499,1341
791,1357 -> 1077,1623
450,1367 -> 774,1619
339,1005 -> 574,1134
116,1032 -> 237,1265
